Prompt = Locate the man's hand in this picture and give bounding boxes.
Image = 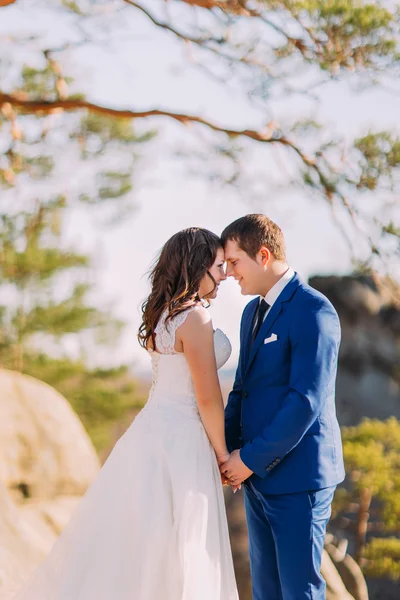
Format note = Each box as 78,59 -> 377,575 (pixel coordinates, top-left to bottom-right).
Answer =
220,449 -> 253,487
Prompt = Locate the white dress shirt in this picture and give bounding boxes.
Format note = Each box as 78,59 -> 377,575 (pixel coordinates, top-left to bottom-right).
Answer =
261,266 -> 295,320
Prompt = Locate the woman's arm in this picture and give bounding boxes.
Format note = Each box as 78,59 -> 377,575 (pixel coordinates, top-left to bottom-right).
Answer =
178,307 -> 229,463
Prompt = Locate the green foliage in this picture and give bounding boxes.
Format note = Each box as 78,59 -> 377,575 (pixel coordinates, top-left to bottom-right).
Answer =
0,199 -> 140,457
79,114 -> 139,146
355,133 -> 400,190
364,537 -> 400,580
17,284 -> 123,337
0,203 -> 142,456
0,245 -> 88,282
15,352 -> 146,453
19,65 -> 74,98
24,156 -> 55,179
97,171 -> 132,200
273,0 -> 399,71
383,222 -> 400,237
334,418 -> 400,579
0,202 -> 124,348
61,0 -> 83,15
342,418 -> 400,527
0,206 -> 88,284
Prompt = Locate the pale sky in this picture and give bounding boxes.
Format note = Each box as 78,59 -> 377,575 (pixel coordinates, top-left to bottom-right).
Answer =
1,1 -> 399,371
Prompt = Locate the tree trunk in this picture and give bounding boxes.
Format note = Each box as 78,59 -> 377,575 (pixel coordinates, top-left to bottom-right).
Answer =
355,488 -> 372,565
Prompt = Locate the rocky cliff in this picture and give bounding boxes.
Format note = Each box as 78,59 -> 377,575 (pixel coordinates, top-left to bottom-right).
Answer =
310,273 -> 400,426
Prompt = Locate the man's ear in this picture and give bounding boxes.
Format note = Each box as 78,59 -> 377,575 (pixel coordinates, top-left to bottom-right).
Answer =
259,246 -> 272,266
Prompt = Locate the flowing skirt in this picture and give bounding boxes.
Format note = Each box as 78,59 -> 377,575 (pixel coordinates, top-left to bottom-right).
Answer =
14,403 -> 239,600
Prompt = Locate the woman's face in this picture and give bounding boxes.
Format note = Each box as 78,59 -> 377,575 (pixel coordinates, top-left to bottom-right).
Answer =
198,247 -> 226,299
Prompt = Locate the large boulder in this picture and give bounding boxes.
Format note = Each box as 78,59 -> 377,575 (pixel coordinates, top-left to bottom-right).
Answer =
0,369 -> 100,596
0,369 -> 99,500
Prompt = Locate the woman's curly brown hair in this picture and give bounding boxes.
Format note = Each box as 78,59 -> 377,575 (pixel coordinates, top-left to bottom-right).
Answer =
138,227 -> 222,350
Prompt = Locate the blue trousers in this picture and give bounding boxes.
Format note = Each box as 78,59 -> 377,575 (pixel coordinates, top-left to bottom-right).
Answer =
244,482 -> 335,600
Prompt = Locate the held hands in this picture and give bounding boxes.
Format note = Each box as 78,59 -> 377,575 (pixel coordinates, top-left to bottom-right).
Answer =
217,452 -> 241,492
219,449 -> 253,492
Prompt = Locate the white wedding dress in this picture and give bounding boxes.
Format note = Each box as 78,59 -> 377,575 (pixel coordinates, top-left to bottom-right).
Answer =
14,305 -> 239,600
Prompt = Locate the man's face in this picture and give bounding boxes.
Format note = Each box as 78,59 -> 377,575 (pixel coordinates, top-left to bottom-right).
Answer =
224,239 -> 264,296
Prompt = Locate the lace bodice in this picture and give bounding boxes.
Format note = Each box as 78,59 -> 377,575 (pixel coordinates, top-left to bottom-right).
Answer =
145,305 -> 232,417
154,306 -> 196,355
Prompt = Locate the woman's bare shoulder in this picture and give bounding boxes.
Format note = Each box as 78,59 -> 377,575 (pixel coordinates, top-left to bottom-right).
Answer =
178,305 -> 212,335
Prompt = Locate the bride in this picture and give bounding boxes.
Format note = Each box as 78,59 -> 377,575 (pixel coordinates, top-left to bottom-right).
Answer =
14,227 -> 239,600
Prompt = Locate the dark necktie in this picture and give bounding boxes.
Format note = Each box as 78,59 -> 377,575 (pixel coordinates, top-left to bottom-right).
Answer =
251,299 -> 270,346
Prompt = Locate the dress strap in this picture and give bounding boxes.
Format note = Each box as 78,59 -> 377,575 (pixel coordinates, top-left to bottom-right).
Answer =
154,305 -> 201,355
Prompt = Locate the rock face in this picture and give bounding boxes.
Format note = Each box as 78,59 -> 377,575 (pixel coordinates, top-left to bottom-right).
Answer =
0,369 -> 100,596
0,482 -> 44,598
310,273 -> 400,426
0,369 -> 100,500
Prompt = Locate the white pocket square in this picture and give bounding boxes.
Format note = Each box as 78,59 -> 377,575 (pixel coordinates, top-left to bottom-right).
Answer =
264,333 -> 278,344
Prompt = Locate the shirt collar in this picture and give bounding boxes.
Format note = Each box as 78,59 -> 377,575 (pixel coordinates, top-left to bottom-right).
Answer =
262,266 -> 295,308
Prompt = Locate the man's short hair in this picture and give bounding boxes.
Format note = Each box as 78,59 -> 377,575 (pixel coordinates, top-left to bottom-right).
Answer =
221,214 -> 286,261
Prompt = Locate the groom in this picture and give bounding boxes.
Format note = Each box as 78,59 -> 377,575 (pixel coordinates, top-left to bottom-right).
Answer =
220,214 -> 345,600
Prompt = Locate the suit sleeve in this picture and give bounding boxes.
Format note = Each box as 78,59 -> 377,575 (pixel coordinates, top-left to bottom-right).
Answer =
225,308 -> 248,452
240,301 -> 341,477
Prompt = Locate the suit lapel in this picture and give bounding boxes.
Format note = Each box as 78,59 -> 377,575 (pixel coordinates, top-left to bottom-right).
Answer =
244,273 -> 301,376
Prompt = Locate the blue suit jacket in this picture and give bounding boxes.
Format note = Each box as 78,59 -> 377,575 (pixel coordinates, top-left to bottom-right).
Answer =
225,273 -> 345,495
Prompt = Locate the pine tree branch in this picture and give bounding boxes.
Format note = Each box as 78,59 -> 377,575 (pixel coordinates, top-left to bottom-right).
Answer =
0,90 -> 321,184
0,92 -> 386,261
0,91 -> 292,145
0,92 -> 360,233
179,0 -> 247,13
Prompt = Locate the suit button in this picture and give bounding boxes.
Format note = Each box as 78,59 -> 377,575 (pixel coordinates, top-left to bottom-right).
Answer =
243,392 -> 248,398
